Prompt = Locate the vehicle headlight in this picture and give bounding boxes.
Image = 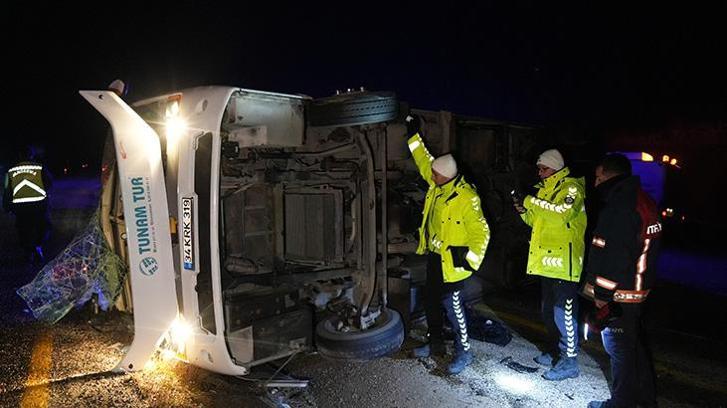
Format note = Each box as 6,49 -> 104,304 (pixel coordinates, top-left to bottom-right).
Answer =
165,100 -> 186,146
169,316 -> 193,350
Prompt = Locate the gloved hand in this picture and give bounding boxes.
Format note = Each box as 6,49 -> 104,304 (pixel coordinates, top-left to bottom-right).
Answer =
405,114 -> 421,138
511,189 -> 526,214
448,246 -> 477,272
586,301 -> 622,332
510,189 -> 524,203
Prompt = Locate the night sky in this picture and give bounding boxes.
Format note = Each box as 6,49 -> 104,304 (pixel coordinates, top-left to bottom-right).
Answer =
6,2 -> 727,172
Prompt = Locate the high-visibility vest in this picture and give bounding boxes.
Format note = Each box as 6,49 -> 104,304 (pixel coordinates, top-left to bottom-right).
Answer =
8,161 -> 47,204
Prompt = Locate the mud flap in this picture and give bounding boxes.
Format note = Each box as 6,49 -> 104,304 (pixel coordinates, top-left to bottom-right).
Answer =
80,90 -> 178,372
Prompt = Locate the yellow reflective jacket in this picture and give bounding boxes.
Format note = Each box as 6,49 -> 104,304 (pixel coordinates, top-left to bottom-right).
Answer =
520,167 -> 587,282
408,134 -> 490,283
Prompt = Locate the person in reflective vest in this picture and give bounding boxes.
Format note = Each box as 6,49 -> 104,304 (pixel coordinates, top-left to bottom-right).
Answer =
3,146 -> 52,263
514,148 -> 587,381
405,114 -> 491,375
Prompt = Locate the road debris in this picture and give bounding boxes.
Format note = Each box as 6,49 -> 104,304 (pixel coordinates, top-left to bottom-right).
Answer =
499,356 -> 539,374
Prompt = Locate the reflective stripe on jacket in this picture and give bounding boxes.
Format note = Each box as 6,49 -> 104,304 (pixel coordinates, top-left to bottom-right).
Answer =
408,133 -> 490,283
582,175 -> 661,303
8,161 -> 47,204
520,167 -> 586,282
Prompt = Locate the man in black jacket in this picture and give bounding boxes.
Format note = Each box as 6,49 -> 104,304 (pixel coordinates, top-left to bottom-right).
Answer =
583,154 -> 662,408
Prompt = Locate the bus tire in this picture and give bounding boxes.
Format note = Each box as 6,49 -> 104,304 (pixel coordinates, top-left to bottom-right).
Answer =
315,307 -> 404,361
308,91 -> 399,127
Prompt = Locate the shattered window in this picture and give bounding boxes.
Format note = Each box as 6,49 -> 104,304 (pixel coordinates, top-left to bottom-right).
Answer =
17,210 -> 127,324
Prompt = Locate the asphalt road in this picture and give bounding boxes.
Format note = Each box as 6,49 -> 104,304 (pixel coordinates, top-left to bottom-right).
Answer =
1,177 -> 725,407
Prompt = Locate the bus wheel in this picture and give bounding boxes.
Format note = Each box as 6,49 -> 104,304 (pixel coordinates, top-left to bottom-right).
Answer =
315,307 -> 404,361
308,91 -> 398,127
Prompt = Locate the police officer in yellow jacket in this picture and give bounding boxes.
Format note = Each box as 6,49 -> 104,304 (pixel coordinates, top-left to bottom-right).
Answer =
3,145 -> 52,263
406,114 -> 490,375
514,148 -> 586,381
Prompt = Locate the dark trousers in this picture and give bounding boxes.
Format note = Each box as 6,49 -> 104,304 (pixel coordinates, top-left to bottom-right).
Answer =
13,201 -> 50,254
601,303 -> 657,407
541,277 -> 579,358
424,253 -> 470,354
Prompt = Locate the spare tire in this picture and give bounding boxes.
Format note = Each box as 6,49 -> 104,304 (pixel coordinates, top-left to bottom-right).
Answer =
315,307 -> 404,361
308,91 -> 399,127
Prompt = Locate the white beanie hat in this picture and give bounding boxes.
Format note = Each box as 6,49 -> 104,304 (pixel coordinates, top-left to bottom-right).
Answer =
431,154 -> 458,178
537,149 -> 564,171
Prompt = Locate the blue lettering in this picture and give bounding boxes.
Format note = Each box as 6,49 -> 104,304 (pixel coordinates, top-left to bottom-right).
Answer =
131,177 -> 145,202
134,205 -> 151,255
132,186 -> 145,202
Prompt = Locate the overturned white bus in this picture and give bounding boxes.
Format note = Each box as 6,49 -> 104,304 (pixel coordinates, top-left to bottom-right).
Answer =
82,86 -> 540,375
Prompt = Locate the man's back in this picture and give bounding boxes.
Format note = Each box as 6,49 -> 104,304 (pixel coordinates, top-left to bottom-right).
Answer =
7,160 -> 48,206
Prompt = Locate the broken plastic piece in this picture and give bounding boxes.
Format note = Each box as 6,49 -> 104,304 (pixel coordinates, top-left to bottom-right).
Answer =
499,356 -> 539,374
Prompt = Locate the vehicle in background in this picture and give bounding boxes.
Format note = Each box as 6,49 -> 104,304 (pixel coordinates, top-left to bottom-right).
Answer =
616,151 -> 688,249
